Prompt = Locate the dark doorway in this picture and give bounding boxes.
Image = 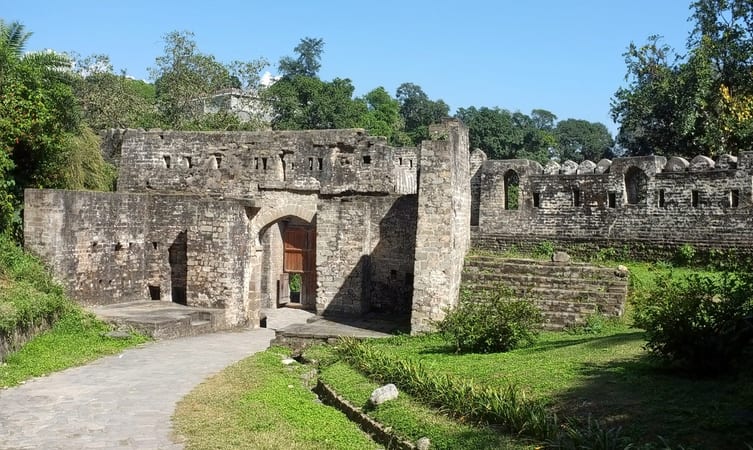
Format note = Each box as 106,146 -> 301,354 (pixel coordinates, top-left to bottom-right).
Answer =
169,230 -> 187,305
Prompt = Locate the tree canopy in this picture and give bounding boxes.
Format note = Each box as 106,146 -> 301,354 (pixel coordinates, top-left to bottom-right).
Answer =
611,0 -> 753,157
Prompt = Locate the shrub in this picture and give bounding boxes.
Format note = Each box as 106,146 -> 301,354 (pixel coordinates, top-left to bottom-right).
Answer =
533,240 -> 555,259
675,243 -> 696,266
633,271 -> 753,375
438,287 -> 542,353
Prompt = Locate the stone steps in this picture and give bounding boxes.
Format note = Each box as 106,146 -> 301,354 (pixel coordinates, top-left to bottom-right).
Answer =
460,255 -> 628,329
90,301 -> 227,339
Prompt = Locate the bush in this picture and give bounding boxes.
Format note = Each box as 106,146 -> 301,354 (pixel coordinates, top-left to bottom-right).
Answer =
633,271 -> 753,375
438,287 -> 542,353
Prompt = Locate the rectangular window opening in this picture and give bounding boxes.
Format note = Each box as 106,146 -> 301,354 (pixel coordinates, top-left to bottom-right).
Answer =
573,188 -> 581,207
363,155 -> 372,164
148,285 -> 161,300
317,158 -> 323,170
608,192 -> 616,208
730,189 -> 740,207
691,190 -> 700,208
533,192 -> 541,208
658,190 -> 666,208
163,155 -> 171,168
214,154 -> 222,169
399,157 -> 403,166
308,157 -> 314,170
262,157 -> 268,171
185,156 -> 192,168
254,157 -> 259,170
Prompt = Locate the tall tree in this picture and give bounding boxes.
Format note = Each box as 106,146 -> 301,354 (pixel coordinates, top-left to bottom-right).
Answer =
278,37 -> 325,78
396,83 -> 449,145
357,87 -> 409,145
612,1 -> 753,156
554,119 -> 614,162
0,20 -> 114,236
71,54 -> 158,130
149,31 -> 268,130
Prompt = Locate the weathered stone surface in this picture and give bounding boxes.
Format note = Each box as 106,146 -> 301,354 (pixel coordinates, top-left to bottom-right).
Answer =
615,265 -> 629,277
717,154 -> 738,170
369,383 -> 399,405
665,156 -> 690,172
690,155 -> 715,172
594,158 -> 612,174
577,160 -> 597,174
417,437 -> 431,450
560,160 -> 578,175
551,251 -> 571,263
544,160 -> 561,175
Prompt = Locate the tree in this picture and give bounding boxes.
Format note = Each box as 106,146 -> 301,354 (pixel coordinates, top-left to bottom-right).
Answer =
0,20 -> 114,236
554,119 -> 614,162
278,37 -> 324,78
396,83 -> 450,145
455,107 -> 552,163
71,54 -> 158,130
612,1 -> 753,157
357,87 -> 409,145
149,31 -> 268,130
268,76 -> 366,130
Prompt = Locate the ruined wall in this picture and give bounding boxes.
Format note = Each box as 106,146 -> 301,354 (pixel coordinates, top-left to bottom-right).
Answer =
24,189 -> 254,327
411,120 -> 471,333
117,129 -> 417,198
316,194 -> 417,316
474,153 -> 753,256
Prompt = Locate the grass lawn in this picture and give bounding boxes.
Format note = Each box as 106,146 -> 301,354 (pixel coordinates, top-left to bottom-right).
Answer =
172,346 -> 381,450
0,307 -> 149,387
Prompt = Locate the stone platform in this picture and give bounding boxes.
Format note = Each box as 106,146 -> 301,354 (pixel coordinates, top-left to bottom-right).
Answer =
269,309 -> 410,349
90,301 -> 226,339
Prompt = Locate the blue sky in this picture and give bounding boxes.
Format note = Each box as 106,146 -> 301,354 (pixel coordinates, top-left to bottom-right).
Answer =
5,1 -> 694,134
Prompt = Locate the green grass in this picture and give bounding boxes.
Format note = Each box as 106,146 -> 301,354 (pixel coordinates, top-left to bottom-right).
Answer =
318,358 -> 529,450
354,325 -> 753,449
173,347 -> 380,450
0,307 -> 149,387
1,235 -> 148,387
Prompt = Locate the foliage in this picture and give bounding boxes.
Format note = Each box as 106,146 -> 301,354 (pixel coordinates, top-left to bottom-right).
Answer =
70,53 -> 158,129
278,37 -> 325,78
532,240 -> 556,259
438,287 -> 542,353
149,30 -> 268,130
396,82 -> 450,145
612,1 -> 753,156
632,270 -> 753,374
173,347 -> 378,450
0,307 -> 148,387
0,235 -> 147,387
675,243 -> 697,266
317,357 -> 525,449
335,337 -> 557,439
0,20 -> 79,235
268,75 -> 367,130
553,118 -> 615,162
357,86 -> 410,145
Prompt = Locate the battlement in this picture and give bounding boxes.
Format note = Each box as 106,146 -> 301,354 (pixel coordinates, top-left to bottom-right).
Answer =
116,129 -> 418,197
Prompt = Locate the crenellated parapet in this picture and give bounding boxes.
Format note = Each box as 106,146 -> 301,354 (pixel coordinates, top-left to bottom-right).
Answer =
473,151 -> 753,253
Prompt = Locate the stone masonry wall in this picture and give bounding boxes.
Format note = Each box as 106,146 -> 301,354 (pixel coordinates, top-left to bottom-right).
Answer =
474,153 -> 753,255
24,189 -> 253,327
316,194 -> 417,315
411,120 -> 471,333
117,129 -> 417,198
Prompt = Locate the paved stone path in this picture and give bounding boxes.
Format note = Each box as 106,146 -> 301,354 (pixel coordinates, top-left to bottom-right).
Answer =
0,328 -> 278,449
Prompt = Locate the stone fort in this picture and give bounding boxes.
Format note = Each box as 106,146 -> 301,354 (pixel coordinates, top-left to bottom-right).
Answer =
23,119 -> 753,333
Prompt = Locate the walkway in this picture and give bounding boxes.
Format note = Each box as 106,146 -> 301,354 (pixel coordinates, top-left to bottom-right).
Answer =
0,310 -> 311,450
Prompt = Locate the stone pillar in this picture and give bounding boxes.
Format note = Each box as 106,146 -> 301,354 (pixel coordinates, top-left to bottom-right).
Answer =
410,119 -> 471,333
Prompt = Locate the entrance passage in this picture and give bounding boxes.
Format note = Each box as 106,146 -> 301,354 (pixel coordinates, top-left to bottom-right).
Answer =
279,224 -> 316,306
